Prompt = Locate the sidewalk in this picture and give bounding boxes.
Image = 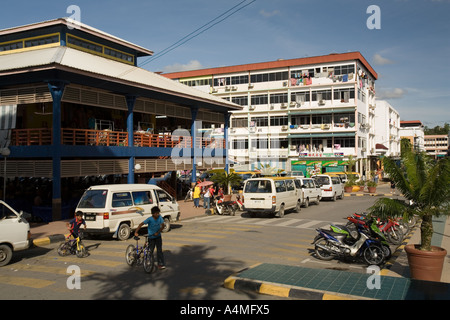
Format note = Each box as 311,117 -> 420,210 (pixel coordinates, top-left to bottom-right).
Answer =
29,191 -> 450,300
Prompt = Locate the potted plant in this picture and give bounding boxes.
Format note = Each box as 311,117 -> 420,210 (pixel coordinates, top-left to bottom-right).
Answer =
366,180 -> 377,193
368,139 -> 450,281
344,176 -> 357,192
357,179 -> 366,192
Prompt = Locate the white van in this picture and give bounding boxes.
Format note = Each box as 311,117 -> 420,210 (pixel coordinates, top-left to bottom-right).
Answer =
295,177 -> 322,207
76,184 -> 180,240
242,177 -> 302,218
312,175 -> 344,201
0,201 -> 31,266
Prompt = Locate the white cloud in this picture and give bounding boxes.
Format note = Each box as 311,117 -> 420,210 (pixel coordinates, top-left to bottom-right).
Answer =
162,60 -> 204,73
376,88 -> 407,99
259,9 -> 280,18
373,53 -> 395,65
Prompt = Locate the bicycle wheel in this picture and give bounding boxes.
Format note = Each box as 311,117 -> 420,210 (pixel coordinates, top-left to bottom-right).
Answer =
125,245 -> 137,266
76,242 -> 88,258
143,250 -> 155,273
57,242 -> 71,256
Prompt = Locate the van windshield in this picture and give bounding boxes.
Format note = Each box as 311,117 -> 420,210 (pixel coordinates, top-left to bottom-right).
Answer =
313,176 -> 330,186
244,180 -> 272,193
78,190 -> 108,208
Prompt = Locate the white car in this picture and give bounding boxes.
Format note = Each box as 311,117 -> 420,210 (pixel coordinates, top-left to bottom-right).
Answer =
295,177 -> 322,207
312,174 -> 344,201
0,201 -> 31,266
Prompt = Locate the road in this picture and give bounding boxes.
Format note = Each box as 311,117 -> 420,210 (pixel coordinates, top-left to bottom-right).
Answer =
0,195 -> 386,300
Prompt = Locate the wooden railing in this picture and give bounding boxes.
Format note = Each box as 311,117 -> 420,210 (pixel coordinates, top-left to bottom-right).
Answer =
11,128 -> 225,149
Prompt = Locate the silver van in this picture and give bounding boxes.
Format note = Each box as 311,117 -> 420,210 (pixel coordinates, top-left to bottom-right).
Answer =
242,177 -> 302,218
296,177 -> 322,207
312,174 -> 344,201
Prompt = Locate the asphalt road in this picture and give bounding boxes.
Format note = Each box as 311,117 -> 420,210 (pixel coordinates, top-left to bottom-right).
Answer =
0,195 -> 384,300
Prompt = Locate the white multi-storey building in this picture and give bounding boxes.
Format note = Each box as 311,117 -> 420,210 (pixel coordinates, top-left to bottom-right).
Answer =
400,120 -> 425,152
164,52 -> 379,177
373,100 -> 401,158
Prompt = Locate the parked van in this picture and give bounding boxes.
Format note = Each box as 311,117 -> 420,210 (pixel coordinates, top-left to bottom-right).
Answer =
312,174 -> 344,201
0,201 -> 31,266
76,184 -> 180,240
295,177 -> 322,207
242,177 -> 302,218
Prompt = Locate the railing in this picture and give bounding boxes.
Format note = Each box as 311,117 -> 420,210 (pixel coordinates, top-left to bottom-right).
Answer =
11,128 -> 226,149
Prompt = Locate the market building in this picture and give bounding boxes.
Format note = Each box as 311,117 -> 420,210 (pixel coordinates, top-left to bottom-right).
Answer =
0,18 -> 241,220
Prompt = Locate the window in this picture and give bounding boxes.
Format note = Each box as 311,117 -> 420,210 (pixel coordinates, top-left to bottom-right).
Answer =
270,93 -> 288,104
275,180 -> 286,193
132,191 -> 152,205
232,118 -> 248,128
231,96 -> 248,106
250,71 -> 288,83
251,94 -> 268,105
291,115 -> 310,126
233,139 -> 248,149
78,190 -> 107,208
333,64 -> 355,76
334,88 -> 355,102
285,179 -> 295,191
270,116 -> 288,126
334,137 -> 355,148
291,92 -> 310,104
0,40 -> 23,52
112,192 -> 133,207
24,35 -> 59,48
270,138 -> 288,149
244,180 -> 272,193
231,75 -> 249,85
251,138 -> 268,149
312,114 -> 332,124
251,116 -> 268,127
155,190 -> 172,203
312,90 -> 332,101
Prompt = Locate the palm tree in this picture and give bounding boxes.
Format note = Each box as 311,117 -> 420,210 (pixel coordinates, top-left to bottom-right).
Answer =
209,172 -> 242,195
368,139 -> 450,251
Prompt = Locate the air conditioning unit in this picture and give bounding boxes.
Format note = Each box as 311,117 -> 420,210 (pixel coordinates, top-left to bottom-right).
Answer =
211,88 -> 218,93
248,83 -> 254,89
230,128 -> 236,133
231,86 -> 237,91
249,105 -> 255,110
281,125 -> 288,130
249,127 -> 256,133
225,86 -> 231,91
361,147 -> 366,152
281,103 -> 287,108
289,102 -> 296,107
318,100 -> 325,106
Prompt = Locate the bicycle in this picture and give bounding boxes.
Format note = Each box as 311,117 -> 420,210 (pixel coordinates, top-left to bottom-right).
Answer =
57,231 -> 89,258
125,235 -> 155,273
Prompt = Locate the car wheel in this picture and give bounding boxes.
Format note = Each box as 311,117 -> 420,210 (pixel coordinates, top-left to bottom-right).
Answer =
0,244 -> 13,267
117,223 -> 131,241
304,198 -> 309,208
316,196 -> 320,205
162,217 -> 171,233
277,204 -> 285,218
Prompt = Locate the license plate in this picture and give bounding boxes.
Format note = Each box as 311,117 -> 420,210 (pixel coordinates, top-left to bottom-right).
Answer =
84,213 -> 96,221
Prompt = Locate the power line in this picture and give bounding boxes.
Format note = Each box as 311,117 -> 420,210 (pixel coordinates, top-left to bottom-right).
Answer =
139,0 -> 256,67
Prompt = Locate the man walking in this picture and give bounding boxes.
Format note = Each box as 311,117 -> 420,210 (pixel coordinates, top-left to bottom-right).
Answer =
135,206 -> 166,270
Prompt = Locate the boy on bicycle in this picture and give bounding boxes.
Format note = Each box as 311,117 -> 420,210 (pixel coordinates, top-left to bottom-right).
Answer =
134,206 -> 166,270
67,211 -> 86,243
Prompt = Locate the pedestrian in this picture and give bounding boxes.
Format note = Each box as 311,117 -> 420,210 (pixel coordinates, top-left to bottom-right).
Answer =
390,180 -> 396,195
134,206 -> 166,270
203,185 -> 213,209
193,182 -> 201,208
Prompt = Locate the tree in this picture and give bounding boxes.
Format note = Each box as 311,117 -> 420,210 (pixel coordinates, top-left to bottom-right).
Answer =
209,172 -> 242,195
368,139 -> 450,251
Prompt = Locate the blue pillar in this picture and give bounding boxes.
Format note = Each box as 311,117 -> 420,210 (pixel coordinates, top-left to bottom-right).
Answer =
48,81 -> 66,221
190,106 -> 199,186
224,112 -> 231,173
126,95 -> 136,184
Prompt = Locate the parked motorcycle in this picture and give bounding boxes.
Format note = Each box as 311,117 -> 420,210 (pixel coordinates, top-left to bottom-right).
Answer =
348,212 -> 404,245
214,196 -> 237,216
313,225 -> 386,265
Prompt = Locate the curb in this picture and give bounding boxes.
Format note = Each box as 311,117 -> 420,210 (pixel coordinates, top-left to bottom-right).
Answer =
344,193 -> 391,197
32,234 -> 67,247
223,274 -> 370,300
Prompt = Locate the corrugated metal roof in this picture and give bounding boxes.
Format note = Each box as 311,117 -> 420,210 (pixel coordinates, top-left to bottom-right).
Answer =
0,46 -> 242,111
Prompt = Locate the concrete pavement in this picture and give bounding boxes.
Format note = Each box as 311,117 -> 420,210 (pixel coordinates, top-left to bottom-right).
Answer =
29,187 -> 450,300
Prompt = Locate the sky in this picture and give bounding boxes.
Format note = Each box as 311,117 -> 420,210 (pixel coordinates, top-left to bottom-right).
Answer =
1,0 -> 449,127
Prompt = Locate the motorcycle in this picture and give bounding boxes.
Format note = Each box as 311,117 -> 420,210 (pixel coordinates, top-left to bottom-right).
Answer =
234,194 -> 244,211
333,218 -> 392,260
214,196 -> 237,216
348,212 -> 404,245
312,225 -> 385,266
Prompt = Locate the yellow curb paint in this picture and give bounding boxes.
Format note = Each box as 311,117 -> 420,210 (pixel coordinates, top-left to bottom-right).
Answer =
259,284 -> 290,298
322,293 -> 357,300
223,277 -> 236,289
